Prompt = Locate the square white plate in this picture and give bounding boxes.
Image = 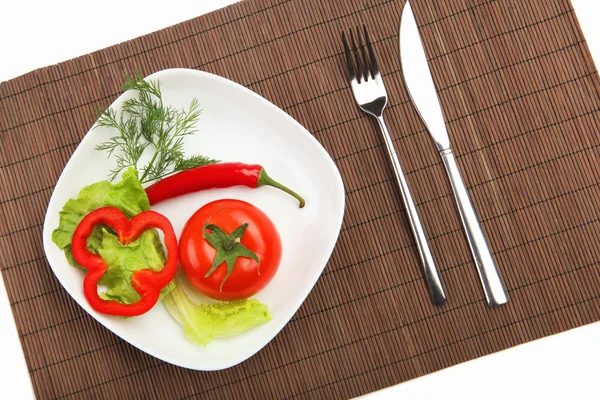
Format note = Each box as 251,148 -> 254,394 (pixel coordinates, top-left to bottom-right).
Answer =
42,68 -> 345,370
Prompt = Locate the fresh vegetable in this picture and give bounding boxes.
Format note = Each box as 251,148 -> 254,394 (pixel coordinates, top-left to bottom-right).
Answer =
52,167 -> 152,268
145,162 -> 305,208
52,168 -> 174,306
72,207 -> 178,316
96,227 -> 173,305
52,180 -> 114,267
51,72 -> 295,345
179,199 -> 282,301
163,275 -> 271,346
95,71 -> 217,184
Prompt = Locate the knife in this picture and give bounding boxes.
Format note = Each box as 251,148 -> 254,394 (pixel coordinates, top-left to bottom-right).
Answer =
399,1 -> 508,307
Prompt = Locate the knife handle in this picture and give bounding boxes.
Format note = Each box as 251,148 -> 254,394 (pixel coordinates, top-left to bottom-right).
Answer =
376,116 -> 446,306
440,149 -> 508,307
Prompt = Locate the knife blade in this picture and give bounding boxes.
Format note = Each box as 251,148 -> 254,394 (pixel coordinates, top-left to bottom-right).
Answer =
399,1 -> 509,307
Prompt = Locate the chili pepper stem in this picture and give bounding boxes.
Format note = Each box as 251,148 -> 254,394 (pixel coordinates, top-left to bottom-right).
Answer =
257,169 -> 305,208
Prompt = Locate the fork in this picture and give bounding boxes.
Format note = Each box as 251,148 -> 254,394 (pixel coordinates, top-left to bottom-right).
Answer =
342,26 -> 446,305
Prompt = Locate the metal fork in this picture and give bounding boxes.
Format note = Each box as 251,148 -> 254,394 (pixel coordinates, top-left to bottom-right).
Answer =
342,26 -> 446,305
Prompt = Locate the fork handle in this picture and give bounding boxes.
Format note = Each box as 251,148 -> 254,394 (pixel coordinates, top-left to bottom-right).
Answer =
440,149 -> 508,307
376,116 -> 446,305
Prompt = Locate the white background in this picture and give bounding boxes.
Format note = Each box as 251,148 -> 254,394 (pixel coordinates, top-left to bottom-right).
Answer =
1,1 -> 599,398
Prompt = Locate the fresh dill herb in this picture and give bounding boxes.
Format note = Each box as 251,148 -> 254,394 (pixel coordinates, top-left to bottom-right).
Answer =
95,71 -> 217,184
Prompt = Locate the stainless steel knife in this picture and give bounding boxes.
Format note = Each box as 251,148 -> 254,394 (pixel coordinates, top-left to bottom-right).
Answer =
399,1 -> 509,307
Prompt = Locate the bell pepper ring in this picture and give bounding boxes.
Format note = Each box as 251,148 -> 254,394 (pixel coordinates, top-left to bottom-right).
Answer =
71,207 -> 178,317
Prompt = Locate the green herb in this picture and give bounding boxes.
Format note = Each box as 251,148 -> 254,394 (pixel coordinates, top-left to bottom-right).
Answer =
95,71 -> 217,185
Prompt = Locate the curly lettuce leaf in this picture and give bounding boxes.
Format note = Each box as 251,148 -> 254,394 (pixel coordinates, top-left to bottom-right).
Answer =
103,167 -> 150,218
51,167 -> 150,268
163,277 -> 271,346
97,228 -> 174,304
51,180 -> 114,268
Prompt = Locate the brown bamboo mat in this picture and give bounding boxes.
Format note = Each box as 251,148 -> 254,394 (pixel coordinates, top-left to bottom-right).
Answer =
1,0 -> 600,398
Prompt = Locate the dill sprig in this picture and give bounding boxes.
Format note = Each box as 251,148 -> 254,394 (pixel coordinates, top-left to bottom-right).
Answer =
95,71 -> 217,184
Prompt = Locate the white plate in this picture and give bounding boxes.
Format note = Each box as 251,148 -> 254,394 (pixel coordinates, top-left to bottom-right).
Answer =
42,68 -> 345,370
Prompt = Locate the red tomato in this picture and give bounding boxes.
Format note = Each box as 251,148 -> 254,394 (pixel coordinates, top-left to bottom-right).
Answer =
179,199 -> 282,300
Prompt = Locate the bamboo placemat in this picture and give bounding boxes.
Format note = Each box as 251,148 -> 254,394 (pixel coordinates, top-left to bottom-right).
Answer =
2,0 -> 600,398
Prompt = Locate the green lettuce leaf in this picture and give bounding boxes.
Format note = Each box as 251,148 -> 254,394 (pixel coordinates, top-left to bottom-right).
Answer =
52,167 -> 150,268
51,180 -> 115,268
97,228 -> 174,304
103,167 -> 151,218
163,277 -> 271,346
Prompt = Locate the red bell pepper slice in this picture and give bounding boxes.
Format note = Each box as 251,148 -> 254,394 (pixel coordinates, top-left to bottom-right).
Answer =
71,207 -> 178,317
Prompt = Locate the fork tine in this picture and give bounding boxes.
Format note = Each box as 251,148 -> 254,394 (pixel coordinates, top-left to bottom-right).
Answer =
341,31 -> 356,81
356,25 -> 372,80
349,28 -> 364,82
363,25 -> 379,75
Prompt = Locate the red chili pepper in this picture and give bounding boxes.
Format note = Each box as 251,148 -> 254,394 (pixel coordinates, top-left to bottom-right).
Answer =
71,207 -> 178,317
145,162 -> 306,208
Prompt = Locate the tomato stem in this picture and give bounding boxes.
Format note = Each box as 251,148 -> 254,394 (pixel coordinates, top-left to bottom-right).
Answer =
202,222 -> 260,291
